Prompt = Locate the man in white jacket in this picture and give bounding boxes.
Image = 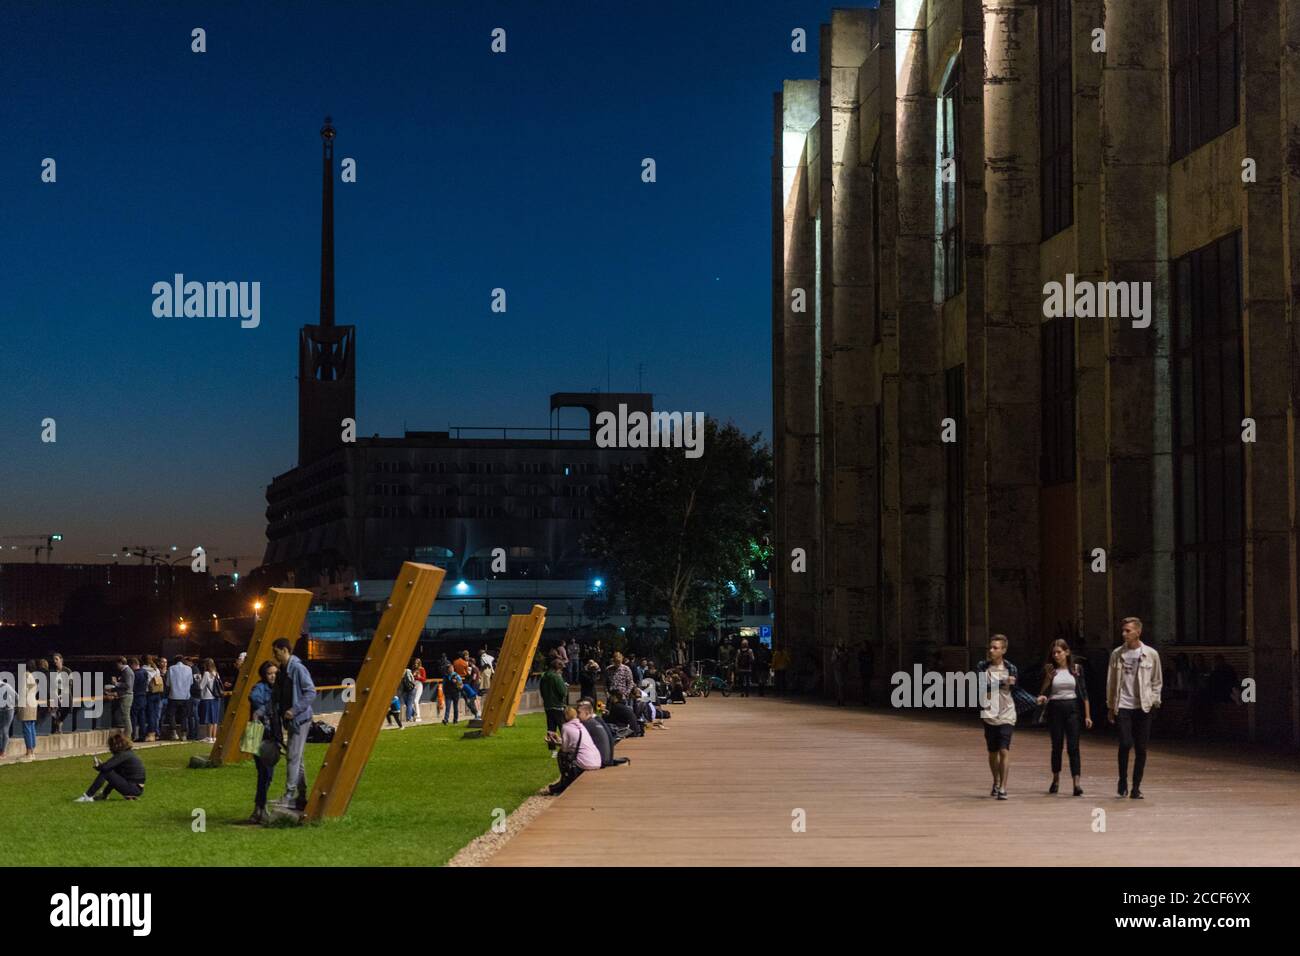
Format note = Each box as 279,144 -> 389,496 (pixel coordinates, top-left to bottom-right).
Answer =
1106,617 -> 1162,800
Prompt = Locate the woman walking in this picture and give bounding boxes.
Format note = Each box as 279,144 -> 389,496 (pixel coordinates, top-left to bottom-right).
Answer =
1035,639 -> 1092,796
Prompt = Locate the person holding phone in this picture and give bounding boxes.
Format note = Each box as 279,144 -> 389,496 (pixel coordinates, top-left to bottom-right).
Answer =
975,635 -> 1018,800
1035,639 -> 1091,796
75,731 -> 145,802
545,705 -> 601,795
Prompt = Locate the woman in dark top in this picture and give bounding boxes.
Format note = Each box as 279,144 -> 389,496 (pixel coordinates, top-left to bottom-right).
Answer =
1035,639 -> 1092,796
579,660 -> 599,702
247,660 -> 282,823
605,691 -> 642,737
75,731 -> 145,802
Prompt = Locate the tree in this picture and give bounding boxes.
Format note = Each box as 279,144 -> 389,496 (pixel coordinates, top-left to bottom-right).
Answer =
585,419 -> 772,649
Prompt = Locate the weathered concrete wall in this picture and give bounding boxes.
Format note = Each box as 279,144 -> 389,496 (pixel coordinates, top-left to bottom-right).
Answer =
772,0 -> 1300,744
820,10 -> 877,664
981,0 -> 1041,659
776,80 -> 823,679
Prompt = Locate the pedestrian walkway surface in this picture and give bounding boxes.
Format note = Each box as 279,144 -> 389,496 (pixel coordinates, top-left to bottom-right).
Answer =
489,695 -> 1300,866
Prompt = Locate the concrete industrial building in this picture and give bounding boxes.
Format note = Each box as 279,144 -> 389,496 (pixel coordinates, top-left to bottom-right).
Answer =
772,1 -> 1300,744
267,120 -> 775,646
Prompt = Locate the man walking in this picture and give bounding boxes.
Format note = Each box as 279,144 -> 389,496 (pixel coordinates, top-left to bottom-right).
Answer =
1107,616 -> 1162,799
272,638 -> 316,812
976,635 -> 1018,800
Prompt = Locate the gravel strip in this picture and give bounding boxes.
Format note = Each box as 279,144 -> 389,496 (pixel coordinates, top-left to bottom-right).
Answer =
446,789 -> 555,867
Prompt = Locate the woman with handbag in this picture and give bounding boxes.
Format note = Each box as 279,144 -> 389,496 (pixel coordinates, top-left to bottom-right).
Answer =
546,705 -> 601,795
1035,639 -> 1092,796
246,661 -> 281,824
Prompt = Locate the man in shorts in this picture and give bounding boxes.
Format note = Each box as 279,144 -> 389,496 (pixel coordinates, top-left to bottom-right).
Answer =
976,634 -> 1018,800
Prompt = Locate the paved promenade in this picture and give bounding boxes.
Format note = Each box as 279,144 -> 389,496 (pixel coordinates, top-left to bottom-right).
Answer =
490,695 -> 1300,866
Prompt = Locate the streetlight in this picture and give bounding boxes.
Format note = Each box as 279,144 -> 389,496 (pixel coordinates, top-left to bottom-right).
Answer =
253,599 -> 264,622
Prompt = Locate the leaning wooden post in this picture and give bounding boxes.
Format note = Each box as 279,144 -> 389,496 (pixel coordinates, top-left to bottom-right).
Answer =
479,604 -> 547,736
208,588 -> 312,767
304,562 -> 443,821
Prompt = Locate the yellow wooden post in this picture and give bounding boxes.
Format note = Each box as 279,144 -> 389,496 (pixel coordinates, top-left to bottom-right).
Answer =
479,604 -> 547,736
208,588 -> 313,767
304,562 -> 444,821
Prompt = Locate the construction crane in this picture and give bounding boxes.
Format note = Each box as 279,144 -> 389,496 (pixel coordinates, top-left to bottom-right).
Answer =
0,533 -> 63,562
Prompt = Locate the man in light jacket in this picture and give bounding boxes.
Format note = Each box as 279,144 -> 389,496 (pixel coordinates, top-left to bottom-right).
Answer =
165,656 -> 194,741
1106,616 -> 1162,800
271,638 -> 316,811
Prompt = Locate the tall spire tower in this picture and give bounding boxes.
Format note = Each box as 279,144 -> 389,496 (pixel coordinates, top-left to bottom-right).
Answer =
297,116 -> 356,465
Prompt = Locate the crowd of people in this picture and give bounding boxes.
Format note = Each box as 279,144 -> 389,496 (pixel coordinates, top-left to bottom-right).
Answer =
0,652 -> 235,764
977,617 -> 1164,801
540,644 -> 691,796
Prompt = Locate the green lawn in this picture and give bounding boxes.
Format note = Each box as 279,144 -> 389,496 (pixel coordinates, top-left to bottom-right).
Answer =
0,714 -> 555,866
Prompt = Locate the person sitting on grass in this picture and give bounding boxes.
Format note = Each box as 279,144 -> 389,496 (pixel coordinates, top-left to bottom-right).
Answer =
546,705 -> 601,795
75,731 -> 145,802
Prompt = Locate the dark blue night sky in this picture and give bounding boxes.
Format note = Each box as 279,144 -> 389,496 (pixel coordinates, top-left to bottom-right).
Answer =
0,0 -> 847,562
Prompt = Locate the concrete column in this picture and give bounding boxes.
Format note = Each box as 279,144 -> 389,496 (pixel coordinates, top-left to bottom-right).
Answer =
1069,0 -> 1111,674
776,79 -> 823,680
895,0 -> 947,664
981,0 -> 1042,656
1241,0 -> 1295,743
1282,0 -> 1300,746
1100,0 -> 1172,643
877,1 -> 905,674
820,10 -> 876,669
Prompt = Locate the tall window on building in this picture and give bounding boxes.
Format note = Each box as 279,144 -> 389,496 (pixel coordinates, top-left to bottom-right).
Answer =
875,402 -> 885,642
1170,0 -> 1239,160
1040,316 -> 1075,484
937,55 -> 963,301
944,366 -> 966,645
1039,0 -> 1073,238
1172,231 -> 1244,645
871,138 -> 883,345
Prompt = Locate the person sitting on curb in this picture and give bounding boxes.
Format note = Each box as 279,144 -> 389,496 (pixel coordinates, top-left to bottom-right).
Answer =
546,705 -> 601,795
75,731 -> 146,802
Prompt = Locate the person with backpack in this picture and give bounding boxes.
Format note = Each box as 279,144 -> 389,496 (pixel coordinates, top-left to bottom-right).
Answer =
400,662 -> 419,724
441,663 -> 464,725
143,655 -> 164,742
